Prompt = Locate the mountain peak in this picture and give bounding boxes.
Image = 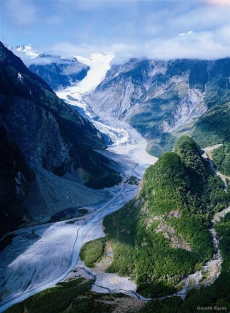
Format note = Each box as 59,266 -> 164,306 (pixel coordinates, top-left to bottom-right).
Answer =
15,44 -> 40,58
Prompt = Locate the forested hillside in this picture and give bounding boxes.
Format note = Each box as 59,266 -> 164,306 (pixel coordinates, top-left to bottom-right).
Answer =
82,136 -> 229,298
211,144 -> 230,177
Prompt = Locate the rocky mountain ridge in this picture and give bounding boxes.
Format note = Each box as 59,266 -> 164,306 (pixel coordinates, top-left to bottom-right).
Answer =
28,54 -> 90,91
5,43 -> 90,91
85,58 -> 230,155
0,120 -> 34,237
13,45 -> 230,157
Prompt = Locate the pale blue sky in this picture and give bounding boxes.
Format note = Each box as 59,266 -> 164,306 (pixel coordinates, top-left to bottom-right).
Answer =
0,0 -> 230,62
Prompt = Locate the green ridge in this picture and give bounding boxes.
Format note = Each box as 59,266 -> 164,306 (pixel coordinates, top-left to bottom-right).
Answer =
96,136 -> 229,297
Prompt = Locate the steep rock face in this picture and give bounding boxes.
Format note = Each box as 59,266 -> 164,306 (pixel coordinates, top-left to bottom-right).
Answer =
29,54 -> 89,90
0,42 -> 121,234
84,59 -> 163,120
0,120 -> 34,237
86,58 -> 230,155
0,95 -> 105,176
169,88 -> 205,131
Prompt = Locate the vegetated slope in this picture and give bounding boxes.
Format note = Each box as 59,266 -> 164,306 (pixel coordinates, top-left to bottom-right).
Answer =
86,58 -> 230,156
212,143 -> 230,176
191,61 -> 230,181
192,102 -> 230,147
174,212 -> 230,313
100,136 -> 229,297
191,89 -> 230,176
138,213 -> 230,312
0,42 -> 121,236
28,54 -> 90,90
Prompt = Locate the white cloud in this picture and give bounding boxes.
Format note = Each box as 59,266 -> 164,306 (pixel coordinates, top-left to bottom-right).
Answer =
45,42 -> 91,58
2,0 -> 230,62
4,0 -> 38,25
142,30 -> 230,61
179,31 -> 194,37
214,26 -> 230,46
41,28 -> 229,64
160,5 -> 230,36
204,0 -> 230,6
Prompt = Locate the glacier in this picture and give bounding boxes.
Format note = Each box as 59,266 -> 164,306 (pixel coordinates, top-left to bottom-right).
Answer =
0,51 -> 157,312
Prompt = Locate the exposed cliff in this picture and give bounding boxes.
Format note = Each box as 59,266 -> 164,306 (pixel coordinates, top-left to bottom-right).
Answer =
0,120 -> 34,237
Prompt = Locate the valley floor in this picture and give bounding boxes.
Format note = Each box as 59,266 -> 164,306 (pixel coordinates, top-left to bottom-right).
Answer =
0,51 -> 158,313
0,118 -> 157,312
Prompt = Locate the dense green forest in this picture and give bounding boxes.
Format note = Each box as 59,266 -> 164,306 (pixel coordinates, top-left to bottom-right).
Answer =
92,136 -> 229,297
140,212 -> 230,313
80,238 -> 106,267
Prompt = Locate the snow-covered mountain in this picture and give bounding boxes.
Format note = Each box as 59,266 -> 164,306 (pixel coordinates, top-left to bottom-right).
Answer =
4,43 -> 40,58
15,44 -> 40,58
0,42 -> 122,236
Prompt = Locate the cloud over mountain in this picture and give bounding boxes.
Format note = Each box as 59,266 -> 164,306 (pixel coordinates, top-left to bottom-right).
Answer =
1,0 -> 230,61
